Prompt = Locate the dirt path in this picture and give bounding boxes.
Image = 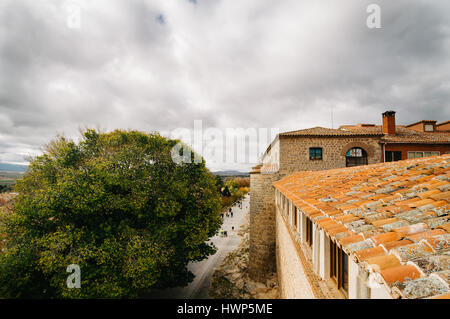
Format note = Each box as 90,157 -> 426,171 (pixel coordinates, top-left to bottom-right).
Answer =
145,195 -> 250,299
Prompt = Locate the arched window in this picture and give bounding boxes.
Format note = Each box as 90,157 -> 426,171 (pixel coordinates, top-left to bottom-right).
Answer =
345,147 -> 368,167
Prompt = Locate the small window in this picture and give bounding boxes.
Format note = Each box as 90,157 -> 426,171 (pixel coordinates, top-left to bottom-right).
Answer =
408,151 -> 423,159
385,151 -> 402,162
306,217 -> 313,247
424,124 -> 434,132
309,148 -> 322,160
346,148 -> 363,157
424,151 -> 440,157
346,147 -> 368,167
329,238 -> 349,297
408,151 -> 440,159
294,208 -> 298,228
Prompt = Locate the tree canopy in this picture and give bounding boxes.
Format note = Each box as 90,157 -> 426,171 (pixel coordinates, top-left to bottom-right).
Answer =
0,129 -> 222,298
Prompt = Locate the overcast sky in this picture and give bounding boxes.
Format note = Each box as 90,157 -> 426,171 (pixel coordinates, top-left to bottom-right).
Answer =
1,0 -> 449,171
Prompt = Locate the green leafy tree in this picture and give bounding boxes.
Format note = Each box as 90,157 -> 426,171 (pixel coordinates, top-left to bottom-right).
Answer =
0,129 -> 222,298
214,175 -> 224,193
221,186 -> 231,197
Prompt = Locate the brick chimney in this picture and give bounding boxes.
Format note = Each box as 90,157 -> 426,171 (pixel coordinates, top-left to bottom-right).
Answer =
382,110 -> 396,135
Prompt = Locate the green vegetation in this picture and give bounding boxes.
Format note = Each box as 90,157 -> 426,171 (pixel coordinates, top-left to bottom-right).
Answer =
0,171 -> 23,193
216,176 -> 250,209
0,129 -> 222,298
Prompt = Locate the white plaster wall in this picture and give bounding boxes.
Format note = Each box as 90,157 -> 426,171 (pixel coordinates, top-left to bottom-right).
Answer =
312,225 -> 320,275
276,210 -> 315,299
348,258 -> 359,299
370,285 -> 393,299
319,230 -> 330,280
301,213 -> 306,243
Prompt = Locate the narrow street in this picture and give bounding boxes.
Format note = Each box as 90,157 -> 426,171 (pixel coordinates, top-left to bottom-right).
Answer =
146,195 -> 250,299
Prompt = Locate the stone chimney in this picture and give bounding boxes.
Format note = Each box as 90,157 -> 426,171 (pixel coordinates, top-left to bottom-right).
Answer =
382,110 -> 396,135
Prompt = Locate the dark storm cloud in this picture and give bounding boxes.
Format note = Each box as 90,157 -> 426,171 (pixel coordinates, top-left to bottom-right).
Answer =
0,0 -> 449,170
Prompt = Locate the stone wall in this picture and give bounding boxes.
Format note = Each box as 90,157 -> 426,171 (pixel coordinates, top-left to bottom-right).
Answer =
278,136 -> 382,174
248,172 -> 279,282
248,134 -> 382,284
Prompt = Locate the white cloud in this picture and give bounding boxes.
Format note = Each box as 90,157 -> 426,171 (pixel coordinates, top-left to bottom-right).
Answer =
0,0 -> 449,171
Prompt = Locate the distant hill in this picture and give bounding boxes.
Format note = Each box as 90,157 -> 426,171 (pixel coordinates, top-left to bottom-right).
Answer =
0,163 -> 28,172
212,170 -> 249,177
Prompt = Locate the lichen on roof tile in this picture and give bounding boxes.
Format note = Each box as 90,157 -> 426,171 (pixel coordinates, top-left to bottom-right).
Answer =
390,242 -> 435,262
344,219 -> 366,230
379,265 -> 422,286
379,220 -> 410,232
407,229 -> 446,243
364,211 -> 394,224
354,225 -> 381,238
424,216 -> 450,229
345,239 -> 374,253
392,223 -> 430,236
392,276 -> 449,299
413,255 -> 450,275
430,269 -> 450,285
425,234 -> 450,251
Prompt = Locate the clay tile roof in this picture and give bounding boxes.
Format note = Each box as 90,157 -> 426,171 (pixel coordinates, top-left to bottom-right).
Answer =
392,223 -> 430,237
370,232 -> 402,246
390,242 -> 435,262
273,154 -> 450,299
342,125 -> 450,144
339,234 -> 364,246
407,229 -> 446,242
425,234 -> 450,251
391,276 -> 448,299
438,223 -> 450,233
364,254 -> 401,272
429,293 -> 450,299
279,126 -> 383,137
354,246 -> 386,261
381,239 -> 414,251
412,255 -> 450,275
379,265 -> 422,286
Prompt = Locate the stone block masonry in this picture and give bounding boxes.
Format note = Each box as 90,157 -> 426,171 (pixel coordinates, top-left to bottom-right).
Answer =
248,171 -> 279,282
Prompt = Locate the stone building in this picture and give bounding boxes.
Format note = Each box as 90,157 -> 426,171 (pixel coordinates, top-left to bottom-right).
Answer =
248,110 -> 450,295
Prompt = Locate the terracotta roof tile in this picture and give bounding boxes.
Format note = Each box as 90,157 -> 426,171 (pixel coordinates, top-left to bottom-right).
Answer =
390,242 -> 435,262
407,229 -> 447,243
380,220 -> 411,232
328,226 -> 349,236
372,218 -> 398,228
370,232 -> 402,246
382,239 -> 414,251
409,199 -> 436,208
392,223 -> 430,237
379,265 -> 422,286
279,126 -> 384,137
417,189 -> 442,199
273,154 -> 450,299
437,223 -> 450,233
364,254 -> 401,272
412,255 -> 450,275
338,235 -> 364,246
391,276 -> 448,299
424,234 -> 450,251
430,191 -> 450,202
345,239 -> 374,253
354,246 -> 386,261
428,293 -> 450,299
